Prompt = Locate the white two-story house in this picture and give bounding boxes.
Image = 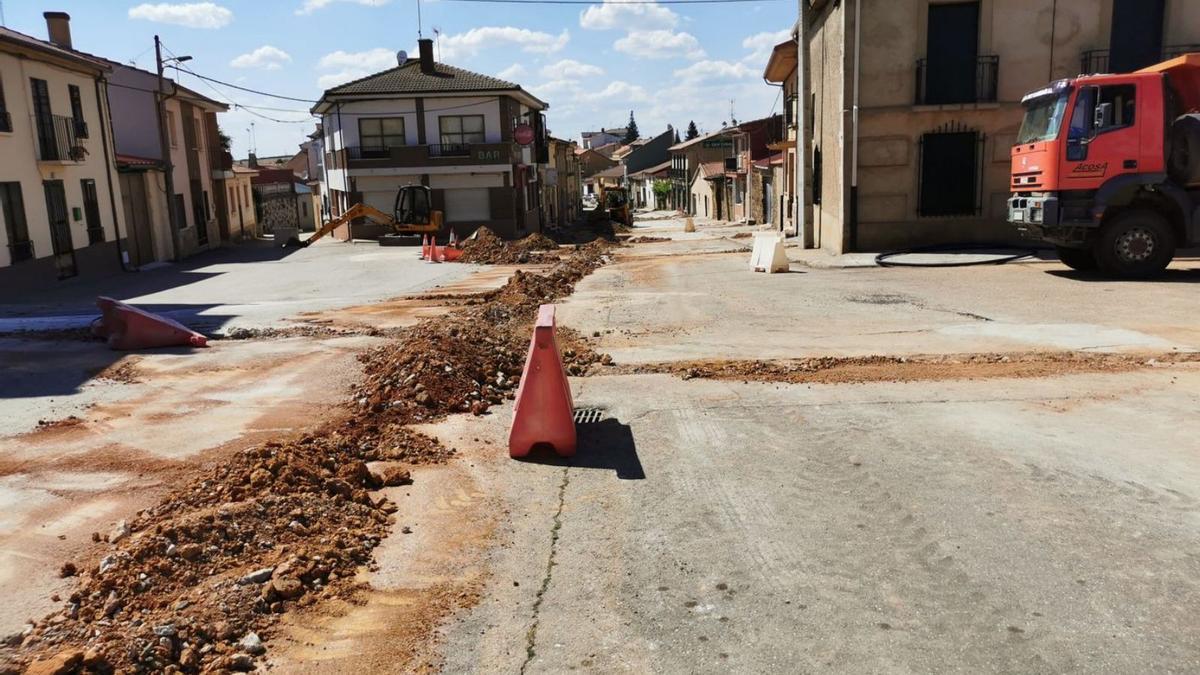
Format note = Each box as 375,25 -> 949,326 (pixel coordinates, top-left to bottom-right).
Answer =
0,14 -> 127,290
313,38 -> 548,239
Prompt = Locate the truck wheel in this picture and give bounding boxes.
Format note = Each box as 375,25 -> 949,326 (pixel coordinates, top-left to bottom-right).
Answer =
1168,114 -> 1200,186
1055,246 -> 1097,272
1095,210 -> 1175,279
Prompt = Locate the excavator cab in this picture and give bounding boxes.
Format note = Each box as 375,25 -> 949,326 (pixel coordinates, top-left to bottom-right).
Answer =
395,184 -> 433,226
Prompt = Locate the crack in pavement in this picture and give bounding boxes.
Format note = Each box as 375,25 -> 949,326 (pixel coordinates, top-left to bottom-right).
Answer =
520,465 -> 571,675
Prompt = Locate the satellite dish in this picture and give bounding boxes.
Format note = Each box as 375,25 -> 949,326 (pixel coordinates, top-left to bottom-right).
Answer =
397,50 -> 408,67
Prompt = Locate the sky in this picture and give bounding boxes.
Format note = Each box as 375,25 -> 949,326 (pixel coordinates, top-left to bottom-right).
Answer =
1,0 -> 795,157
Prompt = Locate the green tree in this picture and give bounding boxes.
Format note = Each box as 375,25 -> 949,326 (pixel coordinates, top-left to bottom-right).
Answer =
652,179 -> 671,209
685,120 -> 699,140
623,111 -> 639,144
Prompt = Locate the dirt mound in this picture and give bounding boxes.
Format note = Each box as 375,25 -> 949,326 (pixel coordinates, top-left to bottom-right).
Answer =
3,243 -> 615,674
458,228 -> 561,265
622,351 -> 1200,385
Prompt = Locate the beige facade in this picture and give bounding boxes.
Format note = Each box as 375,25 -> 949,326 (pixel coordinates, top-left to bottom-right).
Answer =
0,24 -> 127,289
226,167 -> 258,240
778,0 -> 1200,253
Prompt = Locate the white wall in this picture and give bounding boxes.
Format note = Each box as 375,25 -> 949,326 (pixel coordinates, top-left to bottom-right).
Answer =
0,51 -> 125,268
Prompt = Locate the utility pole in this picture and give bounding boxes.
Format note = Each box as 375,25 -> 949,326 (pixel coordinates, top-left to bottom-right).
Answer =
155,35 -> 182,260
795,0 -> 808,245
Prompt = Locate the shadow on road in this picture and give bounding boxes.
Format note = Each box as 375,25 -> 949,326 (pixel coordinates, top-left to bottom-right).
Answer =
1045,268 -> 1200,283
516,418 -> 645,480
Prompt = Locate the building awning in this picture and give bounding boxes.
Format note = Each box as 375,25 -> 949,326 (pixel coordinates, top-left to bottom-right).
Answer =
116,153 -> 162,170
763,40 -> 797,82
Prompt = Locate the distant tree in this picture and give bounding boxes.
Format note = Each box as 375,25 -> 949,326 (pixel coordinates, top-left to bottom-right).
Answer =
623,111 -> 639,144
685,121 -> 699,140
218,131 -> 232,152
652,180 -> 671,209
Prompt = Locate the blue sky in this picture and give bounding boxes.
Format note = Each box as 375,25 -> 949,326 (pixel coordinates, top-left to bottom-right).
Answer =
2,0 -> 794,157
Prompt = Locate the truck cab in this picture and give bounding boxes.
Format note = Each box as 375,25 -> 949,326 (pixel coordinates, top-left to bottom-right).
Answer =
1009,54 -> 1200,277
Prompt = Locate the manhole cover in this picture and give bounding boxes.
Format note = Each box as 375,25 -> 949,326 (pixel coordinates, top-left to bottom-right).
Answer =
573,408 -> 604,424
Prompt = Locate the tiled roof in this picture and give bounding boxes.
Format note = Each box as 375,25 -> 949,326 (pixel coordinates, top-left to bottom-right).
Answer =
322,60 -> 539,101
629,160 -> 671,178
698,161 -> 725,179
0,25 -> 109,72
115,154 -> 161,168
590,165 -> 625,179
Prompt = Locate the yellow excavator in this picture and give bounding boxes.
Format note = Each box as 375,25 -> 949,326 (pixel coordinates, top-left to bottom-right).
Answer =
303,184 -> 442,247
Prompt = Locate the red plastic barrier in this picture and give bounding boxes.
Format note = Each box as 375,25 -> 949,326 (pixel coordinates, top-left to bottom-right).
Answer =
93,296 -> 208,350
509,304 -> 576,458
442,247 -> 463,262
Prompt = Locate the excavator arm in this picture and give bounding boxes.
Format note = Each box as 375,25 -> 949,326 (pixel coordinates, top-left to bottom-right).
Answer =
303,202 -> 441,247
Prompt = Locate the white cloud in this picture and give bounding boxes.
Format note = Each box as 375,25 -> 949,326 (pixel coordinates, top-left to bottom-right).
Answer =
580,0 -> 677,31
497,63 -> 529,81
230,45 -> 292,70
614,30 -> 704,60
590,80 -> 649,103
296,0 -> 389,15
742,29 -> 792,63
436,27 -> 570,61
531,78 -> 647,105
674,59 -> 755,84
539,59 -> 603,80
316,48 -> 401,89
128,2 -> 232,28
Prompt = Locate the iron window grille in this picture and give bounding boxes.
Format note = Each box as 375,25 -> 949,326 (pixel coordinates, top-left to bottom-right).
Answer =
916,121 -> 985,218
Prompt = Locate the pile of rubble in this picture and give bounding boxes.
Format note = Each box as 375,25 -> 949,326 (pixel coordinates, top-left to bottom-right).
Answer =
5,241 -> 613,675
457,228 -> 561,265
626,236 -> 670,243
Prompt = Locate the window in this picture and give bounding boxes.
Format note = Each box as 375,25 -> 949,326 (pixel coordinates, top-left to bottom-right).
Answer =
358,117 -> 405,158
921,1 -> 986,105
68,84 -> 88,138
243,184 -> 249,208
918,124 -> 981,217
166,110 -> 178,147
202,190 -> 211,221
439,115 -> 484,147
525,180 -> 537,213
81,179 -> 104,244
0,182 -> 32,262
229,186 -> 236,212
1097,84 -> 1136,130
194,115 -> 203,150
0,74 -> 11,133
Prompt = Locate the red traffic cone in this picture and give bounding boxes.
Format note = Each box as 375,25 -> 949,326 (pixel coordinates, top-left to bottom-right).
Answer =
420,235 -> 429,260
509,304 -> 575,458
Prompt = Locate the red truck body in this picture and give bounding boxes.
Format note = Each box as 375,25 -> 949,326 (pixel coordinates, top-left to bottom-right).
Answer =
1009,54 -> 1200,276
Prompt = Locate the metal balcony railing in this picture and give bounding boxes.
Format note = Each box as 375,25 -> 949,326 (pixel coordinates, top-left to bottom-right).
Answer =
1081,44 -> 1200,74
915,55 -> 999,105
35,114 -> 88,162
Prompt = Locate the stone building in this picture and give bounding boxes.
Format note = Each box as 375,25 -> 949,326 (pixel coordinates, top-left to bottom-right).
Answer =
766,0 -> 1200,253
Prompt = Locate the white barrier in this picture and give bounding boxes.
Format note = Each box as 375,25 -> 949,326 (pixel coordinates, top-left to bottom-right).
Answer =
749,233 -> 790,273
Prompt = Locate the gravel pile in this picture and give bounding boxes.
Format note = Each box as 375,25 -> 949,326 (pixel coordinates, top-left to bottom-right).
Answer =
4,242 -> 613,675
458,228 -> 561,265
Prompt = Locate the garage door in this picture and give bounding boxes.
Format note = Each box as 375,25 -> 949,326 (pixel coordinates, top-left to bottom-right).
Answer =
444,188 -> 490,222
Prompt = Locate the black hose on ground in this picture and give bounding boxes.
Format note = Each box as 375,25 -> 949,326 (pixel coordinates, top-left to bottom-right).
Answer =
875,243 -> 1042,268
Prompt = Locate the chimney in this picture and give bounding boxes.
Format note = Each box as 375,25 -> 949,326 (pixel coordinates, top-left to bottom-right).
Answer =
248,152 -> 259,169
418,38 -> 435,74
44,11 -> 73,49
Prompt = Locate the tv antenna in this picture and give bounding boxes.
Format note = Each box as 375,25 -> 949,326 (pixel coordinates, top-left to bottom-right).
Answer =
416,0 -> 423,38
433,26 -> 442,61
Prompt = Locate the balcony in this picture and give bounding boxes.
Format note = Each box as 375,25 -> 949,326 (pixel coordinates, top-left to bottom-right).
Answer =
1081,44 -> 1200,74
35,115 -> 89,163
915,55 -> 999,105
0,111 -> 11,133
345,142 -> 516,169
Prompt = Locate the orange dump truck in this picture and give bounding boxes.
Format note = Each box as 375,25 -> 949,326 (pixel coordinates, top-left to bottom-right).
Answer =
1009,53 -> 1200,277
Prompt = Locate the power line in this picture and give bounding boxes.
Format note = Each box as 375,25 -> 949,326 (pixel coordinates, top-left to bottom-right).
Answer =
174,65 -> 318,103
441,0 -> 781,4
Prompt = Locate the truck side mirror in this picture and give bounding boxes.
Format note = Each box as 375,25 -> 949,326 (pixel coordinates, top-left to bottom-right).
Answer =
1094,102 -> 1113,131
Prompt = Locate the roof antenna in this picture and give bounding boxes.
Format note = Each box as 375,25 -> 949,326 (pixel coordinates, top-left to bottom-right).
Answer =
433,26 -> 441,61
416,0 -> 423,38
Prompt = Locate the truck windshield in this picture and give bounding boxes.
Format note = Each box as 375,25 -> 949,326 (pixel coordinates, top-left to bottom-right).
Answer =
1016,93 -> 1069,144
